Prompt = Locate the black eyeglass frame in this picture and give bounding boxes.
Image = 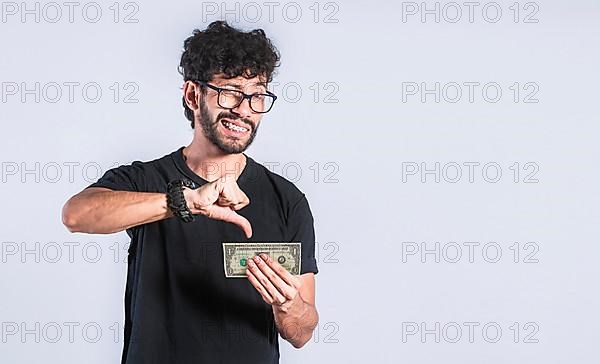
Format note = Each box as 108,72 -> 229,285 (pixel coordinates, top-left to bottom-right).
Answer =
194,80 -> 277,114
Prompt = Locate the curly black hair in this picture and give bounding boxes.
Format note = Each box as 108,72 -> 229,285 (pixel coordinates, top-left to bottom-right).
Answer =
178,21 -> 281,128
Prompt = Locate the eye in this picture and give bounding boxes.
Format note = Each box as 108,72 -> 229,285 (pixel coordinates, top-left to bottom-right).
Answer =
221,89 -> 242,97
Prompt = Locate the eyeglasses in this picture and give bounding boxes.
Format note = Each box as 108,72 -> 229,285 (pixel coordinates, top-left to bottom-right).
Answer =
194,80 -> 277,113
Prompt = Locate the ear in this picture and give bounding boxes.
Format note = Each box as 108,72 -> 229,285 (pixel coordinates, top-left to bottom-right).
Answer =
183,81 -> 202,111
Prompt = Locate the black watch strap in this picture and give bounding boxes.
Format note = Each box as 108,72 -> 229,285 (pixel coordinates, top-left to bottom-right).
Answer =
167,179 -> 198,223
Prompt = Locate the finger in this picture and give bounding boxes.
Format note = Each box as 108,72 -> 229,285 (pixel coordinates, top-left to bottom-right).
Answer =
216,182 -> 236,206
223,209 -> 253,238
226,180 -> 250,204
253,255 -> 292,296
236,214 -> 253,239
216,179 -> 240,204
252,256 -> 295,302
211,176 -> 228,198
247,258 -> 287,305
225,173 -> 250,203
257,256 -> 298,301
246,269 -> 274,304
260,253 -> 300,289
236,189 -> 250,206
231,201 -> 248,211
232,196 -> 250,210
217,195 -> 249,209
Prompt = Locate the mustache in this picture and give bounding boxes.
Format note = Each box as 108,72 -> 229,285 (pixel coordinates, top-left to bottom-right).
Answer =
217,113 -> 254,130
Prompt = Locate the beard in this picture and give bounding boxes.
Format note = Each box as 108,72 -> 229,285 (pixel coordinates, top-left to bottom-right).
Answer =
197,97 -> 259,154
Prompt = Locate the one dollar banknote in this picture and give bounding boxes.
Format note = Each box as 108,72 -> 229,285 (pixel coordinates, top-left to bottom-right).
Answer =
222,242 -> 301,278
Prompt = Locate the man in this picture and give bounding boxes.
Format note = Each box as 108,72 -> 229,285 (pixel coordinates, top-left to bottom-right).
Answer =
61,20 -> 319,363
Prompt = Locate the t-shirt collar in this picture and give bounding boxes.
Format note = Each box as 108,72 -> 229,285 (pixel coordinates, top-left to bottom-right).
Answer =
171,146 -> 252,186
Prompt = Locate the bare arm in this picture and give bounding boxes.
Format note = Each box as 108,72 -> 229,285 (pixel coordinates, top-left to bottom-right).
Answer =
62,187 -> 173,234
62,174 -> 254,236
272,273 -> 318,348
246,254 -> 319,348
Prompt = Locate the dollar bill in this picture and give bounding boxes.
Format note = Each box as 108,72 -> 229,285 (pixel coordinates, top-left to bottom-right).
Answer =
223,242 -> 301,278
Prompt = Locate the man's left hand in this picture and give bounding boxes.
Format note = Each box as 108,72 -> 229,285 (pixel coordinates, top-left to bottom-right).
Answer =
246,253 -> 303,311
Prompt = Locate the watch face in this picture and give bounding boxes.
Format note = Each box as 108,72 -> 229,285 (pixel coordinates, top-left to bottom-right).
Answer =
168,180 -> 189,190
183,180 -> 197,189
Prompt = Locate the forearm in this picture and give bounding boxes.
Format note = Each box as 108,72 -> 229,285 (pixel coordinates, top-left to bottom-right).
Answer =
272,296 -> 319,348
63,190 -> 173,234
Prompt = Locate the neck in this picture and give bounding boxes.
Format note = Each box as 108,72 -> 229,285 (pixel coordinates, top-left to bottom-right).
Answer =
183,139 -> 247,182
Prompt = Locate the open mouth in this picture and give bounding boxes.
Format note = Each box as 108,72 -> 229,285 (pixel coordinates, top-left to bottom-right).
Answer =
220,119 -> 250,134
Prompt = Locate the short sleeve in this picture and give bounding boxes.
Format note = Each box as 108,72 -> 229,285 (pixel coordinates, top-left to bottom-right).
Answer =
86,161 -> 146,192
287,194 -> 319,275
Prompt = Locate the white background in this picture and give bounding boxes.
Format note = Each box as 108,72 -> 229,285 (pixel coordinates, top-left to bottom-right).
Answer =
1,0 -> 599,363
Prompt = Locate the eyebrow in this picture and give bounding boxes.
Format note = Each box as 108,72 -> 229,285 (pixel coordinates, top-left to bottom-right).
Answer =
221,82 -> 268,91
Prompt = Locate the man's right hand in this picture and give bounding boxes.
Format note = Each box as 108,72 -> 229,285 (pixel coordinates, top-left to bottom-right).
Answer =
183,174 -> 252,238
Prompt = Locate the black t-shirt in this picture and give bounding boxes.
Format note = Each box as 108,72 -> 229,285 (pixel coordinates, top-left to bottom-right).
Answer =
86,146 -> 319,364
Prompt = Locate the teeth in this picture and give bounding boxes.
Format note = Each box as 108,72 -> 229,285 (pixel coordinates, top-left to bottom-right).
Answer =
223,120 -> 248,132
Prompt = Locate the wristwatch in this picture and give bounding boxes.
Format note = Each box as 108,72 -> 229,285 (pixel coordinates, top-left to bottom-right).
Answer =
167,179 -> 198,223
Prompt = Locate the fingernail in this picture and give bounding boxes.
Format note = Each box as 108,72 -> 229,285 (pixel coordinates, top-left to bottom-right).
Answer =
260,253 -> 268,260
254,255 -> 261,263
247,259 -> 254,267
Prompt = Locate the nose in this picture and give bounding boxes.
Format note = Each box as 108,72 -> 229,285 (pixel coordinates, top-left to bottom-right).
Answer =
231,96 -> 254,119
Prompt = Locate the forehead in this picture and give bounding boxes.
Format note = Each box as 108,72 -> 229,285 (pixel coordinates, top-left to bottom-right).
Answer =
211,74 -> 267,89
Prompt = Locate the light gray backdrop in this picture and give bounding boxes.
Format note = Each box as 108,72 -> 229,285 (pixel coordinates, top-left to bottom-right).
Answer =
1,0 -> 599,363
